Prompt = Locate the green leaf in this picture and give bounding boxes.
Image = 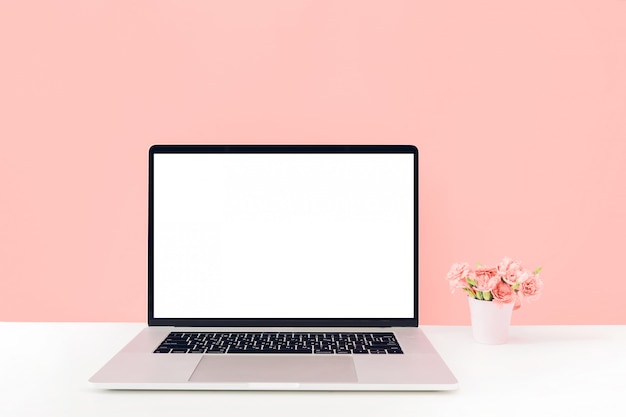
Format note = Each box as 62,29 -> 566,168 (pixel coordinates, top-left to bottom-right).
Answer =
476,291 -> 484,300
463,288 -> 476,298
534,266 -> 543,275
482,291 -> 493,301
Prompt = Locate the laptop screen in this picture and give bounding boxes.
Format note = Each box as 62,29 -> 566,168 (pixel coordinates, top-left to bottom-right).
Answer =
148,145 -> 417,327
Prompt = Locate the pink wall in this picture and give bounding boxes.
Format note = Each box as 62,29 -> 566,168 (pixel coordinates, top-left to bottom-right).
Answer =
1,1 -> 625,324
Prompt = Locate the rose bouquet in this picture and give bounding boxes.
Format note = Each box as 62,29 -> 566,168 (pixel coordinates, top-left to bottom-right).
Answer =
446,257 -> 543,310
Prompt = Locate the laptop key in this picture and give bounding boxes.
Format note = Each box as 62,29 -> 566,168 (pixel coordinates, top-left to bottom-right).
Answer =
154,332 -> 404,354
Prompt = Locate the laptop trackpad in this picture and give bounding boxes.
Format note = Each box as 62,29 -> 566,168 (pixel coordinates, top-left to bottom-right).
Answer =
189,355 -> 358,383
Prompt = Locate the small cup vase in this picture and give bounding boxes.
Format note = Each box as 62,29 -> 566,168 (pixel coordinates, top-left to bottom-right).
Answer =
468,296 -> 514,344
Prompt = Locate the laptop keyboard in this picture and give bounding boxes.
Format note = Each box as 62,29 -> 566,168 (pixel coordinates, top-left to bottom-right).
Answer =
154,332 -> 403,354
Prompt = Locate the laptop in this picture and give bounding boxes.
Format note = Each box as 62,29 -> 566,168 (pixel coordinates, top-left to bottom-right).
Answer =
89,144 -> 458,390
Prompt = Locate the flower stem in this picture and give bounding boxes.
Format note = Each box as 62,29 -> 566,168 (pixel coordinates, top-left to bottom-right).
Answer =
464,288 -> 476,298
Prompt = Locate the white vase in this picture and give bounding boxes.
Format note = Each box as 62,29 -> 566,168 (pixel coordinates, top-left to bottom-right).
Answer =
468,296 -> 514,344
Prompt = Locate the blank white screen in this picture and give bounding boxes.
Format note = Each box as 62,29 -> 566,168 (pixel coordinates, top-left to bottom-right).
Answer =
153,153 -> 415,318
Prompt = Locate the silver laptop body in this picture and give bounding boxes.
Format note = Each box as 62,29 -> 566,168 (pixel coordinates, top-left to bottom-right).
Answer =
89,144 -> 458,390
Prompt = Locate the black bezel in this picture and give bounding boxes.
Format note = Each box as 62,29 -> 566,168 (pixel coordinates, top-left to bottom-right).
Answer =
148,145 -> 418,327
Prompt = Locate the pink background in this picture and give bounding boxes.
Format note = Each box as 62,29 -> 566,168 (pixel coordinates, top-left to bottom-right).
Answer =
1,1 -> 625,324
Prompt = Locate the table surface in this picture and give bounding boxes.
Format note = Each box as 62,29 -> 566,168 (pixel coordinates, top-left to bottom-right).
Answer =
1,323 -> 624,417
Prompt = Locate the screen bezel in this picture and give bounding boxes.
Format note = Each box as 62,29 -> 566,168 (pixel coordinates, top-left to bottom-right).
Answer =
147,144 -> 418,327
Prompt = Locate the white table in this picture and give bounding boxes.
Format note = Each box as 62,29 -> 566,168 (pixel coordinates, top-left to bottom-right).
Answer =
1,323 -> 624,417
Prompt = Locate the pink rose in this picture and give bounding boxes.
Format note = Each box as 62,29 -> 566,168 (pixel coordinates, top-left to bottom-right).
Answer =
446,263 -> 470,293
514,269 -> 533,284
497,257 -> 523,285
474,266 -> 499,292
491,280 -> 514,304
519,274 -> 543,301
